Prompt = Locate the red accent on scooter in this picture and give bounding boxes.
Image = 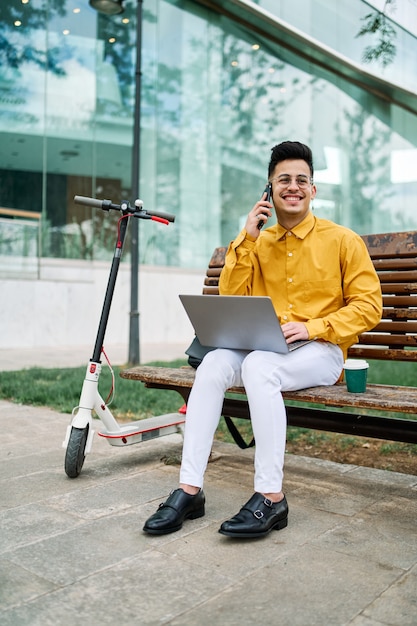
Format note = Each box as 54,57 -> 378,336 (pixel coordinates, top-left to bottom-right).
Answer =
152,216 -> 169,225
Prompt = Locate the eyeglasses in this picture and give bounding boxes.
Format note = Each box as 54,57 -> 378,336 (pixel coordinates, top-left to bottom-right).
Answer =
270,175 -> 313,189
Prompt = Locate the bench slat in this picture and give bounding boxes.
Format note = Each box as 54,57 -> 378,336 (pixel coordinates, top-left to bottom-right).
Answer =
357,334 -> 417,347
208,247 -> 227,267
206,268 -> 222,277
380,283 -> 417,294
204,277 -> 221,286
383,295 -> 417,306
372,321 -> 417,332
377,271 -> 417,282
347,346 -> 417,361
362,231 -> 417,258
203,287 -> 220,295
374,258 -> 417,270
381,308 -> 417,320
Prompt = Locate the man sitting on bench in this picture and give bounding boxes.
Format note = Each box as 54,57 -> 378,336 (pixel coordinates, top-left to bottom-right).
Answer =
143,140 -> 383,539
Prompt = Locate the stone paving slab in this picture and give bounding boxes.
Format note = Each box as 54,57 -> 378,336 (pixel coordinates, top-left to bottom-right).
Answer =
1,399 -> 416,626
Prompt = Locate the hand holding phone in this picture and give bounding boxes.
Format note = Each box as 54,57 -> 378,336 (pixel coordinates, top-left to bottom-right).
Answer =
257,183 -> 272,230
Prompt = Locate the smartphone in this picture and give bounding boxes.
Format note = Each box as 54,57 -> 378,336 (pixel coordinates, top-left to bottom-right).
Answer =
257,182 -> 272,230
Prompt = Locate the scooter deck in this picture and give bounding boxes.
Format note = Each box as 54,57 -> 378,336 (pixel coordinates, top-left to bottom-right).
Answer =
97,412 -> 185,447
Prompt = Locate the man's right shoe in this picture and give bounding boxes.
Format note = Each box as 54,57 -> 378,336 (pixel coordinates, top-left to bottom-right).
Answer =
143,488 -> 205,535
219,493 -> 288,538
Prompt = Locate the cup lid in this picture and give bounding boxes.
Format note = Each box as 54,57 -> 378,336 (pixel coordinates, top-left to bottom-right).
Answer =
343,359 -> 369,369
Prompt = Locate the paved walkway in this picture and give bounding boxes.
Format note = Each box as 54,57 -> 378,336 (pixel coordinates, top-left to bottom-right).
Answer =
0,347 -> 416,624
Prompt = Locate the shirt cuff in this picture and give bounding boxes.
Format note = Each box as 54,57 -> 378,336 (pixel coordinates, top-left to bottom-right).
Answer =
231,229 -> 257,249
305,319 -> 330,342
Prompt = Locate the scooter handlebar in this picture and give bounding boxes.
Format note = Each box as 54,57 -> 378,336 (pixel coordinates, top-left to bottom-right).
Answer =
74,195 -> 175,222
145,209 -> 175,223
74,195 -> 117,210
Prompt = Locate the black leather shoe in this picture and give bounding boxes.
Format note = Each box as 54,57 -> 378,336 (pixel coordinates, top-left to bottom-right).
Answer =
219,493 -> 288,538
143,488 -> 205,535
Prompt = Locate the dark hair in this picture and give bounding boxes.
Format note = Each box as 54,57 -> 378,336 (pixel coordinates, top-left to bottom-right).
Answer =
268,141 -> 314,178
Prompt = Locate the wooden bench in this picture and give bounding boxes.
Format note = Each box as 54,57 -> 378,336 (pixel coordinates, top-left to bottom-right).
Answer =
121,230 -> 417,445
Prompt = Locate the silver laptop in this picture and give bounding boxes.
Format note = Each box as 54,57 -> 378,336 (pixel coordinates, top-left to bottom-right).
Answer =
179,294 -> 311,354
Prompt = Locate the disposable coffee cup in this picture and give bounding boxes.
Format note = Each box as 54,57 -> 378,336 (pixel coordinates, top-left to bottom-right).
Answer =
343,359 -> 369,393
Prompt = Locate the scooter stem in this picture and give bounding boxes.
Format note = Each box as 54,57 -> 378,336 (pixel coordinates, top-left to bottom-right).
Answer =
91,213 -> 129,362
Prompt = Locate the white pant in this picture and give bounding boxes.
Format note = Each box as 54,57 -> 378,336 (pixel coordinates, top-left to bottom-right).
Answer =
180,341 -> 344,493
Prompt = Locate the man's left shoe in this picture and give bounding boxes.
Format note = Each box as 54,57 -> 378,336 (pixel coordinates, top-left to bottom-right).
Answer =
219,493 -> 288,538
143,488 -> 205,535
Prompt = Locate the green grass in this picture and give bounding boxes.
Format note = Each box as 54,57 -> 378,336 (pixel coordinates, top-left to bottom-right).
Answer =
366,359 -> 416,386
0,360 -> 187,420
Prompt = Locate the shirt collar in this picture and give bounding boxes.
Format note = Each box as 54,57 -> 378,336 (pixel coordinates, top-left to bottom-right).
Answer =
277,211 -> 315,240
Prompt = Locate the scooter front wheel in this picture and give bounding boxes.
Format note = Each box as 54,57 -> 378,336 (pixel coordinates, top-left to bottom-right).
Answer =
65,425 -> 89,478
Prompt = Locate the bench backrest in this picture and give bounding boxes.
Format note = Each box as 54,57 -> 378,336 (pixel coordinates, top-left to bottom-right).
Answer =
203,231 -> 417,362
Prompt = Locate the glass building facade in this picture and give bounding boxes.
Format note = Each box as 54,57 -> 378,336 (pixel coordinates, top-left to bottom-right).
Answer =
1,0 -> 417,274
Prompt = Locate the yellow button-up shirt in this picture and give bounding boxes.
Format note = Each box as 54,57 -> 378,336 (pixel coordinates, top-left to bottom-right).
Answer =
219,212 -> 382,359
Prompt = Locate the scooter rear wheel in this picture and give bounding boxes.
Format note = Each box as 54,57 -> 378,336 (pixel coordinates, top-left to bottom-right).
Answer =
65,425 -> 89,478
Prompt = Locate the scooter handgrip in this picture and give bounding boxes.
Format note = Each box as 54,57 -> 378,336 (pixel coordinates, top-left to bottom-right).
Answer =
74,195 -> 110,209
148,209 -> 175,223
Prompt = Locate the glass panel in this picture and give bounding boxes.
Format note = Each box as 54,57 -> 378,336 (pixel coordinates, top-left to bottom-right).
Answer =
138,0 -> 416,270
42,0 -> 134,260
259,0 -> 417,94
0,0 -> 136,266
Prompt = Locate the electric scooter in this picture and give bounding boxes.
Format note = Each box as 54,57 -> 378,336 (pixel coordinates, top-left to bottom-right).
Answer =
62,195 -> 185,478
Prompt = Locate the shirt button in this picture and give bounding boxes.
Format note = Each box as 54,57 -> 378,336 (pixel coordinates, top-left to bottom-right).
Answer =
288,278 -> 293,283
283,315 -> 288,320
287,231 -> 292,237
289,304 -> 293,309
288,252 -> 293,257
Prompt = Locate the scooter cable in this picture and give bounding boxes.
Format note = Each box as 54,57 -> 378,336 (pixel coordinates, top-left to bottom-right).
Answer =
101,346 -> 115,407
